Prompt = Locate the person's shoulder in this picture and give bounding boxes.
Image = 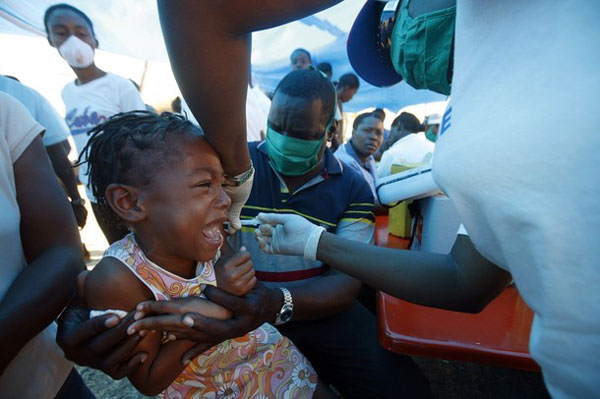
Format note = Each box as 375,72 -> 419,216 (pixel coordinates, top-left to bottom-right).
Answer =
248,140 -> 268,163
248,140 -> 262,151
84,256 -> 150,311
104,73 -> 136,90
60,79 -> 79,100
336,156 -> 361,177
0,92 -> 44,160
330,157 -> 374,200
338,157 -> 365,181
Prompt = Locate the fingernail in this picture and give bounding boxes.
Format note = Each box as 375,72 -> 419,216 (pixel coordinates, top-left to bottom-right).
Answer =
183,316 -> 194,327
127,326 -> 136,335
168,334 -> 176,341
183,359 -> 191,366
134,311 -> 144,320
105,316 -> 119,327
139,330 -> 147,337
140,354 -> 148,364
136,303 -> 144,311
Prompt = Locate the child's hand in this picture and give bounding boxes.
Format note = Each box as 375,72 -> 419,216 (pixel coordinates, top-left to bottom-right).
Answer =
214,246 -> 257,296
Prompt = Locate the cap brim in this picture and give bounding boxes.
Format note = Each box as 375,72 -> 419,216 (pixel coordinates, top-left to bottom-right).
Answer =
347,1 -> 402,88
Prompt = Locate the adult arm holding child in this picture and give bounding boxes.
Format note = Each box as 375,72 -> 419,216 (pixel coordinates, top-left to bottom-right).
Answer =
0,96 -> 84,375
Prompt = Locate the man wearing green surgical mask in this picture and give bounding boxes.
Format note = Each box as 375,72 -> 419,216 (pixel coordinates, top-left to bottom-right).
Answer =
231,69 -> 431,398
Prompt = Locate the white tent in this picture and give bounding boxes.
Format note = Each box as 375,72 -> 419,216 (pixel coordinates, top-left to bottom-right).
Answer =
0,0 -> 446,112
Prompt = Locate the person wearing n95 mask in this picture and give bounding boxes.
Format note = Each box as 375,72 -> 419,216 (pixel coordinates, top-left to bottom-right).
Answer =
58,35 -> 95,69
44,3 -> 146,244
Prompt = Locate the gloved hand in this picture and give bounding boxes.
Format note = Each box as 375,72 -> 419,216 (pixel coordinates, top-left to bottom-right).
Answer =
254,213 -> 325,260
223,167 -> 254,232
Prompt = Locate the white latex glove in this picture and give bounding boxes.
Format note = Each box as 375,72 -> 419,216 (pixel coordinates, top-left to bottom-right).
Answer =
223,168 -> 254,232
254,213 -> 325,260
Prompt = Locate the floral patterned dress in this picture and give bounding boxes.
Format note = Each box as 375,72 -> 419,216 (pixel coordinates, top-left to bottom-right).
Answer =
104,234 -> 317,399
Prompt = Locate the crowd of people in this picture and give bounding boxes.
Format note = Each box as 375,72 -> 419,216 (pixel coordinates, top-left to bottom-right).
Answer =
0,1 -> 597,399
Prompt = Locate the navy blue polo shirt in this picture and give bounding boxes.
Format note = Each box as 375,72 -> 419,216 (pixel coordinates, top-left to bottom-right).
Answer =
230,141 -> 375,287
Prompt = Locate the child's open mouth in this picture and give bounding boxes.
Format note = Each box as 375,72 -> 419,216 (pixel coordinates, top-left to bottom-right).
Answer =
202,222 -> 223,247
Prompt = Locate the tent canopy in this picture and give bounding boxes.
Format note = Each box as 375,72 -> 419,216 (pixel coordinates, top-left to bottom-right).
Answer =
0,0 -> 445,113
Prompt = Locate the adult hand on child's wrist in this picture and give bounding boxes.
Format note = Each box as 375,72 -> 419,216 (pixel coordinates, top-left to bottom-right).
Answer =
126,284 -> 277,365
56,298 -> 147,379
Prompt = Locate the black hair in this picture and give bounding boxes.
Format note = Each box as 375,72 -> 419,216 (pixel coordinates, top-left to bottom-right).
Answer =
391,112 -> 423,133
44,3 -> 95,36
353,112 -> 378,130
338,73 -> 360,90
372,108 -> 386,121
274,69 -> 336,124
78,111 -> 201,224
316,62 -> 332,76
290,48 -> 312,62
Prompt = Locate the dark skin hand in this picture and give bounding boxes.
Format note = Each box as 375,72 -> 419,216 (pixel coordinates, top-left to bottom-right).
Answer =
56,272 -> 147,379
129,283 -> 282,365
56,300 -> 147,379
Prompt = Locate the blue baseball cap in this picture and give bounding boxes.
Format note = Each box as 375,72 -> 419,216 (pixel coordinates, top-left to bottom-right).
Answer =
347,0 -> 402,87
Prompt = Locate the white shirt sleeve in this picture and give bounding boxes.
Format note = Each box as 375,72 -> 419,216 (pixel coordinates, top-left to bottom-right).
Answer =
0,93 -> 43,162
119,82 -> 146,112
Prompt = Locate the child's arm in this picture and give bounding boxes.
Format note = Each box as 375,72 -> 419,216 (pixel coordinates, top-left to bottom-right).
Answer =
214,245 -> 257,296
85,257 -> 197,396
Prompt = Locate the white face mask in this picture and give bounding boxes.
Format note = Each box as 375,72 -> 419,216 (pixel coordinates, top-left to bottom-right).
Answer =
58,35 -> 95,68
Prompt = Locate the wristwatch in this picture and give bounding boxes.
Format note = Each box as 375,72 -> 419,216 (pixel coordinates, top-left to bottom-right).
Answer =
224,163 -> 254,187
274,287 -> 293,325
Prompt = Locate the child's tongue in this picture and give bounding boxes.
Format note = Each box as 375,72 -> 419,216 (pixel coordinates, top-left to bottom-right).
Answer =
202,224 -> 223,246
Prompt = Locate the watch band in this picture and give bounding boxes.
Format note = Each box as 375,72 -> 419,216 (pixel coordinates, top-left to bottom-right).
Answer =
224,162 -> 254,187
274,287 -> 293,325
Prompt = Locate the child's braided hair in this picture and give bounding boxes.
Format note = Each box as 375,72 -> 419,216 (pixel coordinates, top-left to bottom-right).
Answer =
78,110 -> 202,225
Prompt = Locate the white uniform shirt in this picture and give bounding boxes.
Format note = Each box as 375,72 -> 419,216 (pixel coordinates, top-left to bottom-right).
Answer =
432,2 -> 600,397
377,132 -> 434,177
62,73 -> 145,201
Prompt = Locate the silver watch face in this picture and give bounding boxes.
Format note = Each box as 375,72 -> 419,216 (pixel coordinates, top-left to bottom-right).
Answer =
279,307 -> 293,323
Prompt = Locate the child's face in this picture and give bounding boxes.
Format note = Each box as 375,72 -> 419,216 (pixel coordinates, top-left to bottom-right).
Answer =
46,9 -> 97,50
138,136 -> 230,262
